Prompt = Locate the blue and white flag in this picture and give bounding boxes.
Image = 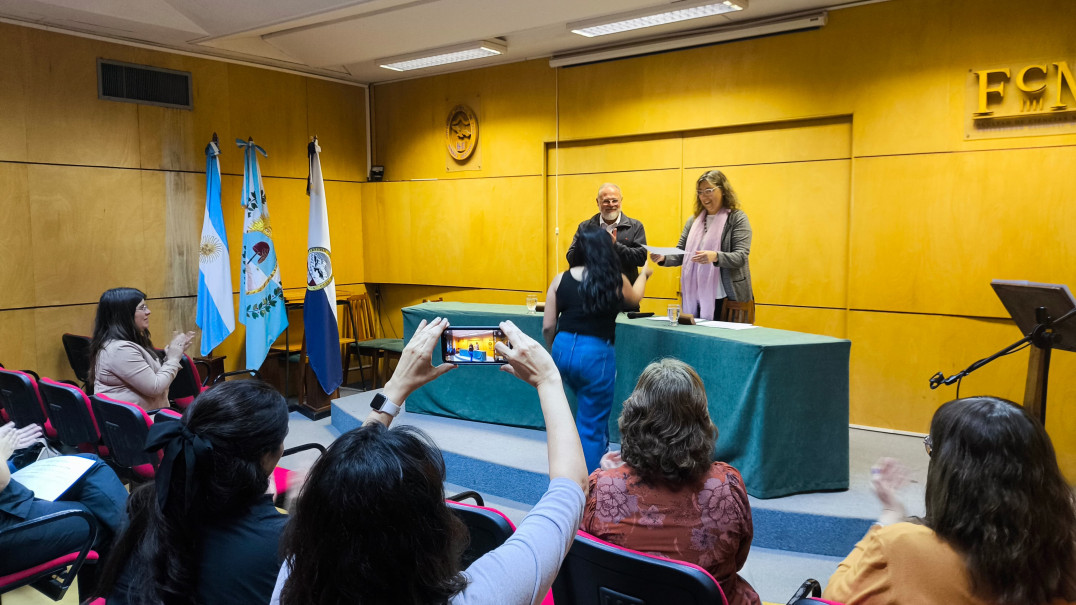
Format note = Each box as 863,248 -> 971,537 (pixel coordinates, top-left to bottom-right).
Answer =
237,138 -> 288,371
304,138 -> 343,394
196,139 -> 235,356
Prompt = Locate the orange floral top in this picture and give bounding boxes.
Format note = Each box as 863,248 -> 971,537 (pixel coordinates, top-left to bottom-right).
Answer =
582,461 -> 760,605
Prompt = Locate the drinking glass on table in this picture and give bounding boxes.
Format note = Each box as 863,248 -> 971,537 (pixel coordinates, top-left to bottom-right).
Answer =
667,303 -> 681,324
526,295 -> 538,314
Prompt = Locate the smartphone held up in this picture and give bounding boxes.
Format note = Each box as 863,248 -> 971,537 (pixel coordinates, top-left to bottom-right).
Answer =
440,326 -> 511,365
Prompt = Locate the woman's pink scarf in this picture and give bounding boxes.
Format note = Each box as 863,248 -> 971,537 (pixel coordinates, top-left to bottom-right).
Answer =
681,209 -> 729,320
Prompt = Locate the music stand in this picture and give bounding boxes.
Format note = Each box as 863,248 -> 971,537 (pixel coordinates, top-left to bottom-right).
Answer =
930,280 -> 1076,425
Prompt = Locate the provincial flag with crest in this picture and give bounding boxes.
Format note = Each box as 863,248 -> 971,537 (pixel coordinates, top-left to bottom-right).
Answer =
237,138 -> 287,371
304,138 -> 343,394
196,138 -> 235,355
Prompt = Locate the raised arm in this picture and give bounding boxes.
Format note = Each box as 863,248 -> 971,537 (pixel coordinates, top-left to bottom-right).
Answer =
105,340 -> 185,398
542,273 -> 563,348
365,317 -> 456,427
621,264 -> 653,307
497,321 -> 587,494
652,218 -> 692,267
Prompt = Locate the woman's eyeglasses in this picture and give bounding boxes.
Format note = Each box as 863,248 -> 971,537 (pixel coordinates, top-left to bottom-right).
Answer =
136,304 -> 150,312
696,187 -> 717,195
923,434 -> 933,457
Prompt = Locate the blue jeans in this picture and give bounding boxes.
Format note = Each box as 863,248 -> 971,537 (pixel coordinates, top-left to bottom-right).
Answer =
552,332 -> 616,473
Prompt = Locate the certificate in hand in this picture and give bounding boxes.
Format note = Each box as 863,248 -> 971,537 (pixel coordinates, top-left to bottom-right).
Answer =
11,455 -> 95,502
642,244 -> 686,256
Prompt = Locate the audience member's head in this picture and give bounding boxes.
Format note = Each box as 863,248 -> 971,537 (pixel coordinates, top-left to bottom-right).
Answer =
925,396 -> 1076,605
89,287 -> 153,379
618,358 -> 716,485
280,422 -> 468,605
93,379 -> 289,605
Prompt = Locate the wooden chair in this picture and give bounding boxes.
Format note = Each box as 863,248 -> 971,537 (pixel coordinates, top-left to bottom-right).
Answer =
721,300 -> 755,324
347,294 -> 403,389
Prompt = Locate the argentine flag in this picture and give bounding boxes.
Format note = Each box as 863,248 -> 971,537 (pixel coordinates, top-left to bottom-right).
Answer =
304,138 -> 343,394
195,139 -> 235,356
237,138 -> 288,371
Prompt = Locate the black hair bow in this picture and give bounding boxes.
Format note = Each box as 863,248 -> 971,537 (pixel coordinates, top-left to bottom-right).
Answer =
145,421 -> 213,513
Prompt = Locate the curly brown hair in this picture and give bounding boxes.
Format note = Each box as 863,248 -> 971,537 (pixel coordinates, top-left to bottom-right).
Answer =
618,358 -> 716,486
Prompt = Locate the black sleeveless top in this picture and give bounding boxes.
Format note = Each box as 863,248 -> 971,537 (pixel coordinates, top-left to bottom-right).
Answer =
555,271 -> 620,343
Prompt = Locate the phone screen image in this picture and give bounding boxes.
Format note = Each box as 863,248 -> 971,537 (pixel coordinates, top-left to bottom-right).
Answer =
441,327 -> 510,364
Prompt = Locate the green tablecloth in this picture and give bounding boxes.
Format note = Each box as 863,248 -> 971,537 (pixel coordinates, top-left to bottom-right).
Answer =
403,302 -> 850,498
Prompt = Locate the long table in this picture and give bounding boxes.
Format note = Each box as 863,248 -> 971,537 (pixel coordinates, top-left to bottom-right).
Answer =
403,302 -> 850,498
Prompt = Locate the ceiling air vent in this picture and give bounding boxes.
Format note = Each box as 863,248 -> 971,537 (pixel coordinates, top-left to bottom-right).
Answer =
97,59 -> 192,110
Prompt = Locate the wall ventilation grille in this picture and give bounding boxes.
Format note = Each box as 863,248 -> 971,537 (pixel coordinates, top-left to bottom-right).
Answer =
98,59 -> 192,109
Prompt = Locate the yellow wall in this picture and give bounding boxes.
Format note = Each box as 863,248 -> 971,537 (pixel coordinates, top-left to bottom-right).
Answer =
0,23 -> 368,378
365,0 -> 1076,477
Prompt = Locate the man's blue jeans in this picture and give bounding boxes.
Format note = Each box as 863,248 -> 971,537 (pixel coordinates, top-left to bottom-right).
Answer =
552,331 -> 616,473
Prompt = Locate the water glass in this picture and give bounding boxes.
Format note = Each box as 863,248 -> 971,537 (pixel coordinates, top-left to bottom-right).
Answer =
667,304 -> 681,324
526,295 -> 538,314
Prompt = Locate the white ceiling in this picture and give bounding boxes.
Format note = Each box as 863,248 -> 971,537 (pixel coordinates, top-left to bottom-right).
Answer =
0,0 -> 871,84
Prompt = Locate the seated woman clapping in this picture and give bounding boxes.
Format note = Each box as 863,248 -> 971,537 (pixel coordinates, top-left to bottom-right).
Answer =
91,380 -> 290,605
823,396 -> 1076,605
272,318 -> 589,605
582,358 -> 760,605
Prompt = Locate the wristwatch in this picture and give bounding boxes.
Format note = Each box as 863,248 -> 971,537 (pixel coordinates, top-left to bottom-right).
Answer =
370,392 -> 402,418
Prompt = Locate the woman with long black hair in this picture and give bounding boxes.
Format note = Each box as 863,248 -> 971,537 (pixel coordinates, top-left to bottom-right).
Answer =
89,287 -> 194,410
543,223 -> 652,473
90,380 -> 291,605
825,396 -> 1076,605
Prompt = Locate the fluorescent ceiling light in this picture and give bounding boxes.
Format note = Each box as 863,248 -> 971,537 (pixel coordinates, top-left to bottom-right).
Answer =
551,12 -> 825,68
379,40 -> 506,72
569,0 -> 746,38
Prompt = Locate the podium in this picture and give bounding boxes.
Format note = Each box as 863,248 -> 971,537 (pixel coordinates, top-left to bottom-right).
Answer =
931,280 -> 1076,424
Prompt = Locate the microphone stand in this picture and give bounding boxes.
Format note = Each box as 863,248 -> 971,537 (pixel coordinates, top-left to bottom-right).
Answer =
929,306 -> 1076,424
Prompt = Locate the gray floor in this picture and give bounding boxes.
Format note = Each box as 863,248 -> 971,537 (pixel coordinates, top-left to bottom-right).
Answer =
282,388 -> 930,604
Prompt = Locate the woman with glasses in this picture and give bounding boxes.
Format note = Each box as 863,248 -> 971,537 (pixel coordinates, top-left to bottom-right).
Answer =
90,287 -> 195,411
824,397 -> 1076,605
649,170 -> 752,321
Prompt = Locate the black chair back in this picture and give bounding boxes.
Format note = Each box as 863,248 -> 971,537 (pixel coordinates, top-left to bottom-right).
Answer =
90,393 -> 157,472
0,368 -> 48,429
551,531 -> 729,605
39,379 -> 100,450
447,499 -> 516,567
61,333 -> 93,387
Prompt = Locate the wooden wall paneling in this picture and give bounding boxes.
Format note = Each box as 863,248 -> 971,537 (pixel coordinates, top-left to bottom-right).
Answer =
306,79 -> 367,184
682,118 -> 852,168
0,24 -> 29,163
361,182 -> 414,284
137,56 -> 232,173
226,65 -> 310,180
32,305 -> 94,381
548,135 -> 681,175
713,160 -> 851,308
846,310 -> 1033,432
756,305 -> 847,339
849,148 -> 1076,317
24,29 -> 141,168
139,171 -> 203,299
0,164 -> 35,309
0,309 -> 40,377
29,165 -> 148,306
324,181 -> 364,286
373,60 -> 556,181
549,170 -> 683,299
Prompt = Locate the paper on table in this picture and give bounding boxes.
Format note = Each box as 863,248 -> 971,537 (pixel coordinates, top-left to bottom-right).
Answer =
642,245 -> 686,256
644,315 -> 673,321
695,320 -> 758,330
11,455 -> 95,502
